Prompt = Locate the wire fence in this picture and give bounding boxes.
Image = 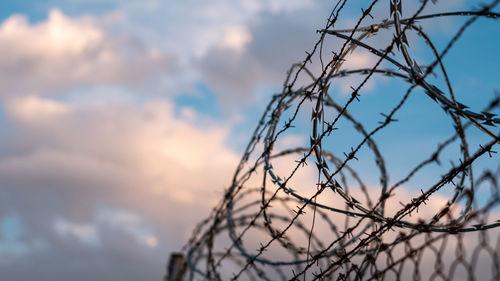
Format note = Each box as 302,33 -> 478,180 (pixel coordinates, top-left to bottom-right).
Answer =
172,0 -> 500,280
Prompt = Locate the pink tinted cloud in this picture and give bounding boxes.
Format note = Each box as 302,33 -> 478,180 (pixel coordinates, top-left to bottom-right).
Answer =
0,9 -> 175,97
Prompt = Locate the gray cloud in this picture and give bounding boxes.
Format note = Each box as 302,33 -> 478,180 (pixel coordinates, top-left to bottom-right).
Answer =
0,96 -> 239,280
196,3 -> 330,103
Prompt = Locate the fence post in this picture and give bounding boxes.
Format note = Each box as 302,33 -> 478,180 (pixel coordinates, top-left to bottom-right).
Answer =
165,252 -> 185,281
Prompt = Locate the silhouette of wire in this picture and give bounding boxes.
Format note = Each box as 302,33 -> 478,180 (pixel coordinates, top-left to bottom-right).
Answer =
178,0 -> 500,280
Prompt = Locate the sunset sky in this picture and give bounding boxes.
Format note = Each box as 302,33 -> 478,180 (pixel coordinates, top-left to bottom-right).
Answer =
0,1 -> 498,280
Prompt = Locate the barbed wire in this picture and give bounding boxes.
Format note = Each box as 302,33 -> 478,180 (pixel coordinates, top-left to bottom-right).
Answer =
174,0 -> 500,280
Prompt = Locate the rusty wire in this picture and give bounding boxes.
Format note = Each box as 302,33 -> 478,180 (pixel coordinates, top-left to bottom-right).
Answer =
178,0 -> 500,280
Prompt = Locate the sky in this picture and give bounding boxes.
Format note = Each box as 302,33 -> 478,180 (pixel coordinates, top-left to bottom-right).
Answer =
0,1 -> 498,280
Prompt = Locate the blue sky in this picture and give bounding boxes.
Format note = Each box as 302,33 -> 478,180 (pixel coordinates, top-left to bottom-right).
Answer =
0,1 -> 498,280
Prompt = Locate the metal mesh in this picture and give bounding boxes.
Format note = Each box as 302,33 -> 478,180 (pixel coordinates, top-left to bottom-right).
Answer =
177,1 -> 500,280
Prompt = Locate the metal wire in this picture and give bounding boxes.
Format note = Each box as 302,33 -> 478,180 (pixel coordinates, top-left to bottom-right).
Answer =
178,1 -> 500,280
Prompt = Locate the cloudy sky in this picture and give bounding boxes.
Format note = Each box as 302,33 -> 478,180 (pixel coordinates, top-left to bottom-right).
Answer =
0,1 -> 498,280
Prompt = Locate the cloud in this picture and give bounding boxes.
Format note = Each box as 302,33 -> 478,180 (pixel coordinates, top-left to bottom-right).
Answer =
119,0 -> 317,57
1,94 -> 239,202
0,10 -> 243,275
5,95 -> 70,122
0,9 -> 102,59
52,207 -> 159,249
97,208 -> 159,248
0,3 -> 329,107
0,95 -> 240,279
53,218 -> 100,246
0,9 -> 176,97
196,5 -> 329,102
218,25 -> 252,52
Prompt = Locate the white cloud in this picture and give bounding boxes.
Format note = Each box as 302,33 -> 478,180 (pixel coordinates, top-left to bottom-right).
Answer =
138,235 -> 158,248
0,9 -> 102,59
218,25 -> 252,52
51,208 -> 160,249
97,208 -> 159,249
131,0 -> 317,57
0,9 -> 176,97
0,1 -> 328,106
5,96 -> 70,123
0,94 -> 240,255
54,218 -> 99,246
